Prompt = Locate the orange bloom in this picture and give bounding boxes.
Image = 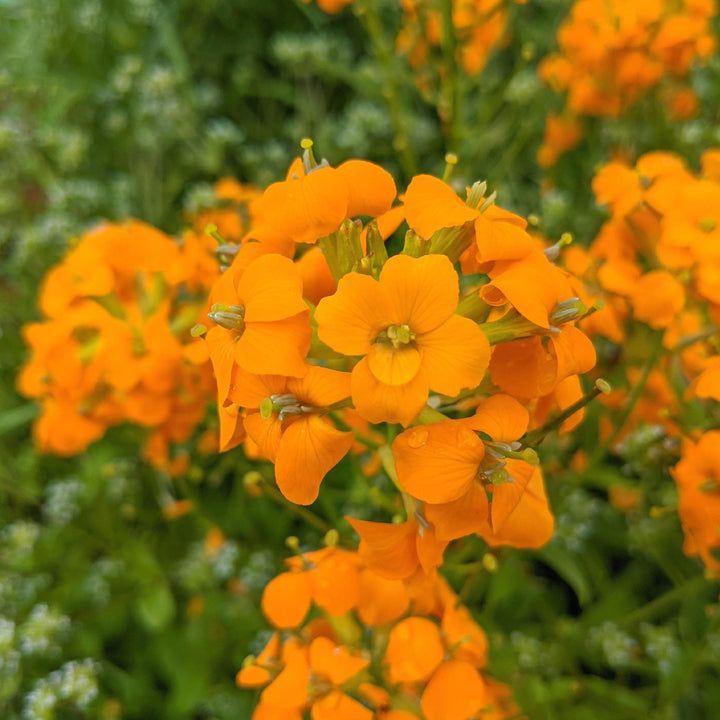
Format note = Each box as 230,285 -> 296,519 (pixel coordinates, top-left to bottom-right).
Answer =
671,431 -> 720,574
384,617 -> 445,684
490,324 -> 596,399
404,175 -> 536,268
228,365 -> 354,504
205,253 -> 311,404
250,159 -> 396,246
393,395 -> 547,543
316,254 -> 490,425
347,513 -> 448,581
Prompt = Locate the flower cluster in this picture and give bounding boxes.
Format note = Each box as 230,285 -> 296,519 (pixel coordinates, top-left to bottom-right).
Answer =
537,0 -> 717,165
237,544 -> 521,720
18,220 -> 218,473
205,143 -> 597,591
567,148 -> 720,573
396,0 -> 519,78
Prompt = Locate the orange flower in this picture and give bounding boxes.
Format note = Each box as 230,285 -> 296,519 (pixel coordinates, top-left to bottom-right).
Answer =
228,365 -> 354,504
404,174 -> 536,268
671,431 -> 720,574
205,253 -> 311,404
393,395 -> 544,542
250,158 -> 396,246
384,617 -> 445,684
347,513 -> 448,581
315,254 -> 490,425
480,252 -> 576,329
490,325 -> 596,399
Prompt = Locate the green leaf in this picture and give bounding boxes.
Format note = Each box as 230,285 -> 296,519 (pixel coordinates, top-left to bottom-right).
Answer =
135,582 -> 176,633
537,542 -> 594,606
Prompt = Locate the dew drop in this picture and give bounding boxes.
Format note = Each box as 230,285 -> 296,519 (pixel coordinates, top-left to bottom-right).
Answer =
407,428 -> 428,448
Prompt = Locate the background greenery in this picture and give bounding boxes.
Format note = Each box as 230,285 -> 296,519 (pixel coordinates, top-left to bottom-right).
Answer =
2,0 -> 720,718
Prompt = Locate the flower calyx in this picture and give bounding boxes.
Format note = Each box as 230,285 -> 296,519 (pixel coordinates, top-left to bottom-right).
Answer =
207,303 -> 246,332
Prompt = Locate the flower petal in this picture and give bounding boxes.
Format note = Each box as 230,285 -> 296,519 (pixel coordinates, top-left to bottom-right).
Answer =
367,342 -> 422,385
235,314 -> 311,378
261,572 -> 312,629
351,357 -> 427,426
316,273 -> 391,356
418,315 -> 490,396
380,254 -> 459,334
393,420 -> 485,504
238,254 -> 308,322
275,416 -> 355,505
336,159 -> 397,218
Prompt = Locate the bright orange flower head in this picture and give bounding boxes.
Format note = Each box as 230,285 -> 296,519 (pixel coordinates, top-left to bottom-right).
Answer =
205,253 -> 312,405
347,512 -> 448,581
250,157 -> 396,246
671,431 -> 720,574
228,365 -> 354,505
315,254 -> 490,425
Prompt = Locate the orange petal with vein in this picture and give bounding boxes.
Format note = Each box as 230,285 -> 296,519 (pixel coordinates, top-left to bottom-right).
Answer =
274,416 -> 355,505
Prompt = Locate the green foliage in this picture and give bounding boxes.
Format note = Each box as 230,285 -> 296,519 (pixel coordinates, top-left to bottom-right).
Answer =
3,0 -> 720,718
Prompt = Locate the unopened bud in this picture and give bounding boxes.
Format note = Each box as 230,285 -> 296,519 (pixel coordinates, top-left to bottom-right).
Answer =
549,297 -> 586,325
243,471 -> 263,488
285,536 -> 300,552
595,378 -> 611,394
324,529 -> 339,547
482,553 -> 498,572
466,180 -> 487,209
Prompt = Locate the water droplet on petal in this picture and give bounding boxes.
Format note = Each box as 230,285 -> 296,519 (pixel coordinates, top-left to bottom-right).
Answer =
407,428 -> 428,448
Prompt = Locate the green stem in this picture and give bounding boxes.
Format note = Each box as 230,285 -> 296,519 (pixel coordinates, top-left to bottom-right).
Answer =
592,330 -> 665,463
523,379 -> 610,446
439,0 -> 460,151
355,0 -> 418,178
259,478 -> 331,533
618,574 -> 708,628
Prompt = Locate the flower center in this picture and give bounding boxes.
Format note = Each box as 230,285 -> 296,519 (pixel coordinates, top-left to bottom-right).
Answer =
376,323 -> 415,349
259,393 -> 316,421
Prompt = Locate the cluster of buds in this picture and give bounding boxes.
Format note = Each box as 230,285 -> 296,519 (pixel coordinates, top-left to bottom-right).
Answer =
537,0 -> 717,165
18,220 -> 218,473
238,543 -> 521,720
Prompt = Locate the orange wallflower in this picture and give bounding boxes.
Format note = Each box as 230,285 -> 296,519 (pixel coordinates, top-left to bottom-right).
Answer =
315,254 -> 490,425
404,174 -> 536,268
489,325 -> 596,399
228,365 -> 354,504
205,253 -> 311,404
671,431 -> 720,574
250,158 -> 396,247
347,513 -> 448,581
